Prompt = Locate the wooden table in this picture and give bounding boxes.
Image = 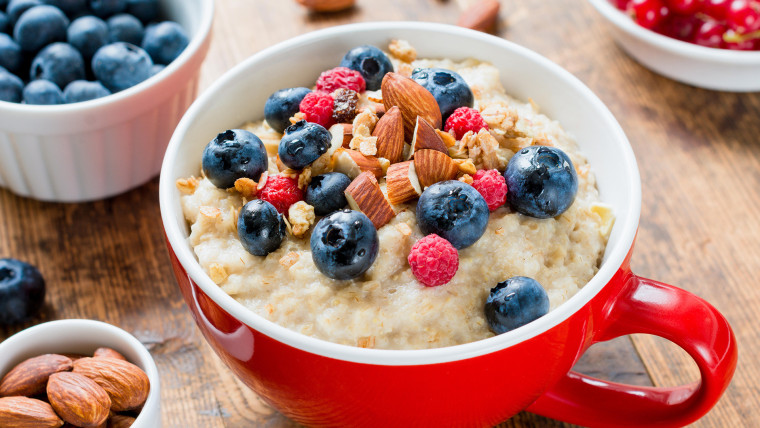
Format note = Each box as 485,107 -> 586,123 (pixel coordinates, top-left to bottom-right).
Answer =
1,0 -> 757,426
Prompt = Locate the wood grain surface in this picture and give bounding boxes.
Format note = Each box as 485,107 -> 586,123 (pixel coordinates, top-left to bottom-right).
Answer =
1,0 -> 757,426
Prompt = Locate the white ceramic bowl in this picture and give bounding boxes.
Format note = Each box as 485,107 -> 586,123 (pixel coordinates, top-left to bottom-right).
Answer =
587,0 -> 760,91
0,0 -> 214,202
0,319 -> 161,427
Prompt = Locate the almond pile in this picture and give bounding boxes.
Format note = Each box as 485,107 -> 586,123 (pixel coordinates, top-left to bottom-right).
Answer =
0,348 -> 149,428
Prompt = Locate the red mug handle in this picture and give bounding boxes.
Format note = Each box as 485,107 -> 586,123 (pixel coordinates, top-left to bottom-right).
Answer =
527,274 -> 738,427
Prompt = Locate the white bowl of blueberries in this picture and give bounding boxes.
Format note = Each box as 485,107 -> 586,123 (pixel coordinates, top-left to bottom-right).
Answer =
0,0 -> 213,202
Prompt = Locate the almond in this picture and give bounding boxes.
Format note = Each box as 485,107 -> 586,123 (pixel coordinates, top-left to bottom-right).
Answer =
411,116 -> 448,156
92,348 -> 126,362
0,354 -> 73,397
0,396 -> 63,428
107,414 -> 136,428
295,0 -> 354,12
414,149 -> 459,188
372,106 -> 404,163
73,358 -> 149,412
340,123 -> 353,148
457,0 -> 500,33
332,149 -> 383,179
381,72 -> 442,141
386,161 -> 422,205
47,372 -> 110,428
344,172 -> 395,229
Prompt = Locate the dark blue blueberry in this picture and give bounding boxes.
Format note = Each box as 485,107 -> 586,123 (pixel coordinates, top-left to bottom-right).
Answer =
264,87 -> 311,133
416,180 -> 489,249
237,199 -> 286,257
0,33 -> 22,73
13,5 -> 69,53
126,0 -> 158,23
485,276 -> 549,334
141,21 -> 188,65
106,13 -> 143,45
305,172 -> 351,216
339,45 -> 393,91
149,63 -> 164,76
23,78 -> 63,104
30,42 -> 85,89
66,15 -> 108,60
41,0 -> 87,15
91,42 -> 152,92
278,120 -> 331,170
503,146 -> 578,219
411,68 -> 473,121
0,12 -> 9,34
0,258 -> 46,325
0,0 -> 7,10
310,209 -> 379,280
62,79 -> 110,102
0,70 -> 23,102
7,0 -> 42,25
88,0 -> 126,18
202,129 -> 268,189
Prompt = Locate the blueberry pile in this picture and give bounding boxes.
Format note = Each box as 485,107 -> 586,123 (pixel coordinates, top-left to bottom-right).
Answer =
0,0 -> 189,105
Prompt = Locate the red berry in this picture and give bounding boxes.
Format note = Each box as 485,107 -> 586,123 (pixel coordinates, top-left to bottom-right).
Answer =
258,174 -> 303,214
702,0 -> 732,20
724,37 -> 758,49
471,169 -> 507,212
408,234 -> 459,287
658,14 -> 700,40
727,0 -> 760,33
664,0 -> 700,14
613,0 -> 632,10
628,0 -> 670,29
299,92 -> 335,128
316,67 -> 366,93
444,107 -> 489,139
694,20 -> 727,47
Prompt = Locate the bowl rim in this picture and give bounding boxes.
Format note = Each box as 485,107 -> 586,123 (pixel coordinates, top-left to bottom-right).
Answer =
159,21 -> 641,366
0,0 -> 215,114
587,0 -> 760,63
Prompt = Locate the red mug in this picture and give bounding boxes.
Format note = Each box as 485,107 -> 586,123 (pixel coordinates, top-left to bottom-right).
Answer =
159,23 -> 737,427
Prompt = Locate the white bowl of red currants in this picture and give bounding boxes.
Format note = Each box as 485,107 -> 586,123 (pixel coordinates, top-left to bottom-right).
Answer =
587,0 -> 760,91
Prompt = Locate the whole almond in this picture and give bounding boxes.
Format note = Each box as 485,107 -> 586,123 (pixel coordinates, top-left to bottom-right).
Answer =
344,172 -> 396,229
381,73 -> 442,141
457,0 -> 500,33
92,348 -> 126,362
73,357 -> 149,412
107,414 -> 136,428
0,354 -> 73,397
295,0 -> 354,12
47,372 -> 111,428
0,396 -> 63,428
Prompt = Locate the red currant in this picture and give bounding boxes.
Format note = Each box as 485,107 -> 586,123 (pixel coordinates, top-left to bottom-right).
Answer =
613,0 -> 632,10
659,14 -> 701,40
727,0 -> 760,33
693,20 -> 728,47
628,0 -> 671,29
701,0 -> 732,20
665,0 -> 700,14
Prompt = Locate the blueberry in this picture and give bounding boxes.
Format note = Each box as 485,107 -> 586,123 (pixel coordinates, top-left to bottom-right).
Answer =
278,120 -> 331,170
141,21 -> 188,65
310,209 -> 379,280
7,0 -> 42,25
0,12 -> 9,34
264,87 -> 311,133
202,129 -> 268,189
23,78 -> 63,104
0,258 -> 46,325
0,33 -> 22,73
91,42 -> 152,92
0,70 -> 23,102
14,5 -> 68,52
416,180 -> 489,249
106,13 -> 143,45
88,0 -> 126,18
305,172 -> 351,216
149,63 -> 163,76
237,199 -> 286,257
503,146 -> 578,219
411,68 -> 474,121
62,79 -> 110,102
485,276 -> 549,334
30,42 -> 85,89
339,45 -> 393,91
126,0 -> 158,23
40,0 -> 87,15
66,15 -> 108,60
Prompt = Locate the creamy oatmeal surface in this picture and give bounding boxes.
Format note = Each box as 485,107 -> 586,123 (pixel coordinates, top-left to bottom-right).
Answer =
179,44 -> 614,350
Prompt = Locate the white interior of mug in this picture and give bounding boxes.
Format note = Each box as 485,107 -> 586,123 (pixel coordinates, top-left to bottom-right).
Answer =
159,22 -> 641,365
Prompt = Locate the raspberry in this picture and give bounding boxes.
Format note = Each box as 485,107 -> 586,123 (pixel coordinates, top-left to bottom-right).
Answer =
299,92 -> 334,128
408,234 -> 459,287
258,174 -> 303,214
472,169 -> 507,211
444,107 -> 489,139
316,67 -> 366,93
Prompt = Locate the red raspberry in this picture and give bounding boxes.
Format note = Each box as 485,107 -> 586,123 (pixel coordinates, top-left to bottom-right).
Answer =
299,92 -> 335,128
472,169 -> 507,212
316,67 -> 366,93
408,234 -> 459,287
444,107 -> 489,139
258,174 -> 303,214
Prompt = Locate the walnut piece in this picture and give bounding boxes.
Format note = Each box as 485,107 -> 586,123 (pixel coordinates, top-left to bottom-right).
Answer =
388,39 -> 417,62
288,201 -> 316,238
